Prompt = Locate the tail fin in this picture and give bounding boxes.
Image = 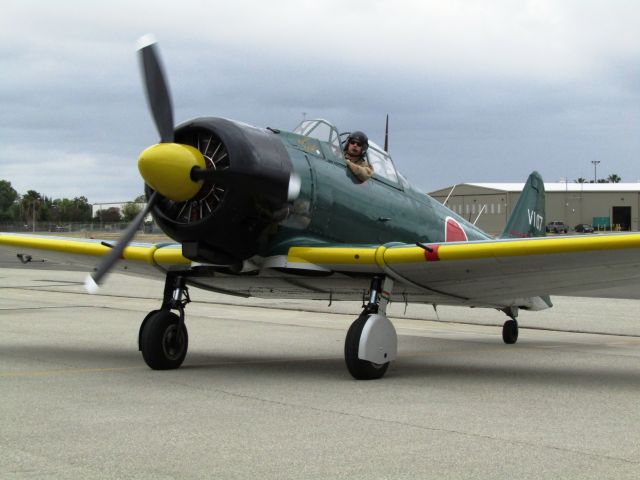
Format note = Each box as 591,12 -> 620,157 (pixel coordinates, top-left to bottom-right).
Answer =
500,171 -> 546,239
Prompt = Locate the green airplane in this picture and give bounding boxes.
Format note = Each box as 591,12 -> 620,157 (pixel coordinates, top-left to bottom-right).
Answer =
2,37 -> 640,380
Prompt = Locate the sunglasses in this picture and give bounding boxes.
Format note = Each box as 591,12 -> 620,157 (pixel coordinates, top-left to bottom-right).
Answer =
349,140 -> 362,147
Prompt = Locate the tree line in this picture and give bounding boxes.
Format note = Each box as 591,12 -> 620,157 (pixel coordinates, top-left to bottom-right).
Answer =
0,173 -> 625,224
0,179 -> 144,224
574,174 -> 622,183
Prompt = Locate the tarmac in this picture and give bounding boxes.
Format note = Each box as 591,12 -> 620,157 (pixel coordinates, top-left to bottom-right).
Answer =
2,266 -> 640,479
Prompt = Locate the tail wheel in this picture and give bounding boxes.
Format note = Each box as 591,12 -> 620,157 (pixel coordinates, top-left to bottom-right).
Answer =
502,319 -> 518,344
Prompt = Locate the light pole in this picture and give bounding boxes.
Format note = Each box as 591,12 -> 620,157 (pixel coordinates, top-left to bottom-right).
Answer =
591,160 -> 600,183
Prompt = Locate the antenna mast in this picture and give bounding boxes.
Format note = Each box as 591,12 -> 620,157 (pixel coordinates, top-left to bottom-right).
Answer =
384,114 -> 389,152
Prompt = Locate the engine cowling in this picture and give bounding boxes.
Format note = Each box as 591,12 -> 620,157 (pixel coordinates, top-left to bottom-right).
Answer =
147,117 -> 294,264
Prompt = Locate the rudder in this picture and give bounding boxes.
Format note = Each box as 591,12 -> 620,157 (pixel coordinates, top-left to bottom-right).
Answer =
500,171 -> 545,239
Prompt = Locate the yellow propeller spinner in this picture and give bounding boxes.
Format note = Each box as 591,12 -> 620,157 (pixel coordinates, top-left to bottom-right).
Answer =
138,143 -> 206,202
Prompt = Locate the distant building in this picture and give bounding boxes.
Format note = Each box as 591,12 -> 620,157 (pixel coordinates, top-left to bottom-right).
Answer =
429,182 -> 640,235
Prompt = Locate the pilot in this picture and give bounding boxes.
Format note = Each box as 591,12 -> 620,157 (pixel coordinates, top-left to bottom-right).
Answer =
344,131 -> 373,182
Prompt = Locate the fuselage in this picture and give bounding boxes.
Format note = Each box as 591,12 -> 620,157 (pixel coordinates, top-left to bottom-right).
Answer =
147,117 -> 491,264
265,120 -> 490,256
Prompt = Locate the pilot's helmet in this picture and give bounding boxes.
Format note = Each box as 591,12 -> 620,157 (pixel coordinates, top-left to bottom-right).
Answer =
346,131 -> 369,154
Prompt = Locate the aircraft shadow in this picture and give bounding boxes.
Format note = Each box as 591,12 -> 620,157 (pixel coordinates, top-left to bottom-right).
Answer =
3,343 -> 640,389
181,348 -> 640,390
394,357 -> 640,390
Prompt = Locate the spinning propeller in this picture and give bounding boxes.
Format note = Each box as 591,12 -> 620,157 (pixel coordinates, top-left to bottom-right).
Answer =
85,35 -> 174,293
85,36 -> 223,293
85,35 -> 300,293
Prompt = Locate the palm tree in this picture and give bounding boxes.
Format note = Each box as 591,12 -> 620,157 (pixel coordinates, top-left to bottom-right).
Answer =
607,174 -> 621,183
20,190 -> 42,224
575,177 -> 587,183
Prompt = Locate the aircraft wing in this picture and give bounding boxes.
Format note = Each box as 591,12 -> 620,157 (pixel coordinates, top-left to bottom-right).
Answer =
5,232 -> 640,308
283,233 -> 640,306
0,233 -> 189,278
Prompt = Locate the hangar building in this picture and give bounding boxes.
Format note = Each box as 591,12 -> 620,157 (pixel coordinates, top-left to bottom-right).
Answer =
429,182 -> 640,236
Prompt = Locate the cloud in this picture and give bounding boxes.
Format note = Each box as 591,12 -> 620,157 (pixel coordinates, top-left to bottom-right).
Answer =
1,143 -> 142,201
1,0 -> 639,200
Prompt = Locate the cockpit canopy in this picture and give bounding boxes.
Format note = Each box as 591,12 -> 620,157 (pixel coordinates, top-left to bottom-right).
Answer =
293,119 -> 409,187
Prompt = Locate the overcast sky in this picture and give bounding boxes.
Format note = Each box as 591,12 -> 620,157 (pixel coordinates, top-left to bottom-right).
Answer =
2,0 -> 639,203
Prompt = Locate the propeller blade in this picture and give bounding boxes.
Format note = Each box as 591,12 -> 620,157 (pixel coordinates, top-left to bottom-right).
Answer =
137,35 -> 174,143
84,192 -> 159,294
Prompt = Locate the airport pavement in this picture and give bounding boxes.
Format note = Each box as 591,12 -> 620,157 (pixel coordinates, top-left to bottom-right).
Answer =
2,268 -> 640,479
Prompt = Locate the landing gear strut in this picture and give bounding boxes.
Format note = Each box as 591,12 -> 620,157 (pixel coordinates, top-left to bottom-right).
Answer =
139,273 -> 190,370
501,306 -> 519,344
344,276 -> 397,380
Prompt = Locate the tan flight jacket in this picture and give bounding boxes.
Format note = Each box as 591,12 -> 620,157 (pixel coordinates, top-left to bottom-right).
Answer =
345,154 -> 374,182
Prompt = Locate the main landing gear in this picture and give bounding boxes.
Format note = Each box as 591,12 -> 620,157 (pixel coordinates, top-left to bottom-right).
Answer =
139,273 -> 190,370
344,276 -> 398,380
501,306 -> 519,344
136,273 -> 519,374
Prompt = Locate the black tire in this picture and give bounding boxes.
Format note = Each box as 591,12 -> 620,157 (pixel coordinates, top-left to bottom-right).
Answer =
138,309 -> 160,351
344,314 -> 389,380
140,310 -> 188,370
502,319 -> 518,344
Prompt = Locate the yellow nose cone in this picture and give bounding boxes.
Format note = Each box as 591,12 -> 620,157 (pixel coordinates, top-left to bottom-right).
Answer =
138,143 -> 206,202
